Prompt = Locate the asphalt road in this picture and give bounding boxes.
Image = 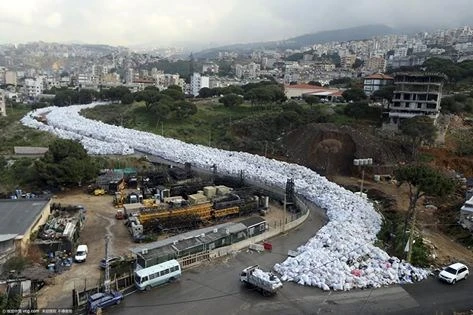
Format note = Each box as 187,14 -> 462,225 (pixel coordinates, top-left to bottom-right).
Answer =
107,209 -> 473,315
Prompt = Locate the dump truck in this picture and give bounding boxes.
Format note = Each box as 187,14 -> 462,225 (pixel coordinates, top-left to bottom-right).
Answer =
240,265 -> 282,296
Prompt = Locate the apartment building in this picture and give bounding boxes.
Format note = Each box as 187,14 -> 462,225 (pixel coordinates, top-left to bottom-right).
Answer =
5,71 -> 17,86
384,72 -> 447,130
189,72 -> 209,97
24,77 -> 44,99
0,90 -> 6,116
366,57 -> 387,73
363,73 -> 394,96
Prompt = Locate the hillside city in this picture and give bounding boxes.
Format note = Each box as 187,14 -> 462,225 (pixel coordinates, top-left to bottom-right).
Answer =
0,25 -> 472,107
3,20 -> 473,315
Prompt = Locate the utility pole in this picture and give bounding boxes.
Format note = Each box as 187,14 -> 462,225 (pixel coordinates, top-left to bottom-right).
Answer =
407,208 -> 417,263
104,235 -> 111,293
282,194 -> 287,233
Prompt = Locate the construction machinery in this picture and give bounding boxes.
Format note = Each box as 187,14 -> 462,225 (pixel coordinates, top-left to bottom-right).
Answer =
113,180 -> 126,208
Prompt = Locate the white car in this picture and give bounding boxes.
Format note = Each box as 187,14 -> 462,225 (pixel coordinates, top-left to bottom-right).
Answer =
74,244 -> 88,263
438,262 -> 469,284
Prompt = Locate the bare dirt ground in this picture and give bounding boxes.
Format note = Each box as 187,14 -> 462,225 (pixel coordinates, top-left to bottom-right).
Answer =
37,189 -> 135,309
37,190 -> 289,309
331,175 -> 473,267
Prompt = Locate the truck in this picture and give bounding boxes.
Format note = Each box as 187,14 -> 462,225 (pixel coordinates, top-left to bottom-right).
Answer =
240,265 -> 283,296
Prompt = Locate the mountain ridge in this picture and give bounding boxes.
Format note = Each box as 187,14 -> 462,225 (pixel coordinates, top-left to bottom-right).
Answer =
195,24 -> 397,58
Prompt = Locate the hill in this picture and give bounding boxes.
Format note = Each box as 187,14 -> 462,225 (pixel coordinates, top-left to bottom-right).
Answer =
195,24 -> 396,58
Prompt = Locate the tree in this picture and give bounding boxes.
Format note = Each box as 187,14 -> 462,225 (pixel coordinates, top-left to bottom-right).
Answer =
372,85 -> 395,101
135,89 -> 161,110
304,95 -> 320,107
198,87 -> 215,98
35,139 -> 99,188
399,116 -> 437,159
172,101 -> 197,119
394,164 -> 455,263
161,88 -> 185,101
342,88 -> 367,102
219,94 -> 243,107
120,93 -> 134,105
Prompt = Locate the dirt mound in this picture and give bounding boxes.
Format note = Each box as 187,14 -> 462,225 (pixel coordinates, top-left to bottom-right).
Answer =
283,123 -> 410,175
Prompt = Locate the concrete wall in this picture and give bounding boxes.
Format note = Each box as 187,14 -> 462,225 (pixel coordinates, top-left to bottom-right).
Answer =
18,199 -> 52,255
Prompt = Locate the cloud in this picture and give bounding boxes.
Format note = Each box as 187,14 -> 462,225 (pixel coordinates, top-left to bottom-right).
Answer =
0,0 -> 472,46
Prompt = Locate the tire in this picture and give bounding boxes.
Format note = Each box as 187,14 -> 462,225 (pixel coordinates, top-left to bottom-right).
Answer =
169,277 -> 175,283
465,273 -> 469,280
452,279 -> 456,284
116,299 -> 121,305
145,285 -> 151,291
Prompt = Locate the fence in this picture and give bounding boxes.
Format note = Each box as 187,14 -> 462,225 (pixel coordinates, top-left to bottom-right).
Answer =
178,250 -> 210,269
72,273 -> 135,311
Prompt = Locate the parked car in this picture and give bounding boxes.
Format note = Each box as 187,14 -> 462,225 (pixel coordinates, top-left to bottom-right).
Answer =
438,262 -> 469,284
87,291 -> 123,314
99,256 -> 124,269
74,245 -> 88,263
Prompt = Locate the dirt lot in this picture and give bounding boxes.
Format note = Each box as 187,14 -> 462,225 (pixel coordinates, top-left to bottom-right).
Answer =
37,189 -> 289,309
331,175 -> 473,267
37,189 -> 135,309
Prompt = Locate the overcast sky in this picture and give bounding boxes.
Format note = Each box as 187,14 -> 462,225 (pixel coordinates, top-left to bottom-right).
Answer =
1,0 -> 472,47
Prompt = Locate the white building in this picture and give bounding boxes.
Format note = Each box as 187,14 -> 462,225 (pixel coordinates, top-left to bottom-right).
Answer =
189,72 -> 209,97
0,90 -> 6,116
24,77 -> 44,99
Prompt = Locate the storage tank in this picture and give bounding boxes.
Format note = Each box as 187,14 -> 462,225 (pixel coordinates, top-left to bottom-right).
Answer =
254,196 -> 259,208
263,196 -> 269,209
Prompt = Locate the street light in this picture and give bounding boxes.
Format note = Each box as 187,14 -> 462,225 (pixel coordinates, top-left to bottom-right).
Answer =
353,158 -> 373,198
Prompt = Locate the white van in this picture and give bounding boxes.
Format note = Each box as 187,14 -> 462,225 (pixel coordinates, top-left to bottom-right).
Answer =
75,244 -> 88,262
134,259 -> 181,291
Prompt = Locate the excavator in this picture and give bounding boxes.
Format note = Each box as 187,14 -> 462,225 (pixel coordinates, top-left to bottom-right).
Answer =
113,180 -> 126,208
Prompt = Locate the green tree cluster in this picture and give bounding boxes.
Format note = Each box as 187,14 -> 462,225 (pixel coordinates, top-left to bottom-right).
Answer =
343,102 -> 381,122
440,94 -> 473,114
399,116 -> 437,159
135,86 -> 196,120
219,94 -> 244,107
394,164 -> 455,263
342,88 -> 367,102
35,139 -> 99,188
423,57 -> 473,82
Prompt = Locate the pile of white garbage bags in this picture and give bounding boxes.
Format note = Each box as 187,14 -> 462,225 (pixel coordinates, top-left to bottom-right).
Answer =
21,103 -> 430,290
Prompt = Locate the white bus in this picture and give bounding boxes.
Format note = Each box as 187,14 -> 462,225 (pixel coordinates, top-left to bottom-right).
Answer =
134,259 -> 181,291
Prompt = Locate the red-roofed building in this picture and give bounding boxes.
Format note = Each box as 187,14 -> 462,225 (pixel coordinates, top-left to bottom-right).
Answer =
284,84 -> 343,102
363,74 -> 394,96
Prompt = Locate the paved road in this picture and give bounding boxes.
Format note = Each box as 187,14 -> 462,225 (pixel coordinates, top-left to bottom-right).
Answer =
107,209 -> 473,315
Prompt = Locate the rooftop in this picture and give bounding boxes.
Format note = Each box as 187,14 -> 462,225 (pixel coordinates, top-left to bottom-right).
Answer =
14,146 -> 48,155
239,216 -> 266,228
0,199 -> 50,237
364,74 -> 394,80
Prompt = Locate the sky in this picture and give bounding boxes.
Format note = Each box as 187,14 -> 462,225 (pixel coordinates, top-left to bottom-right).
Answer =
1,0 -> 472,48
